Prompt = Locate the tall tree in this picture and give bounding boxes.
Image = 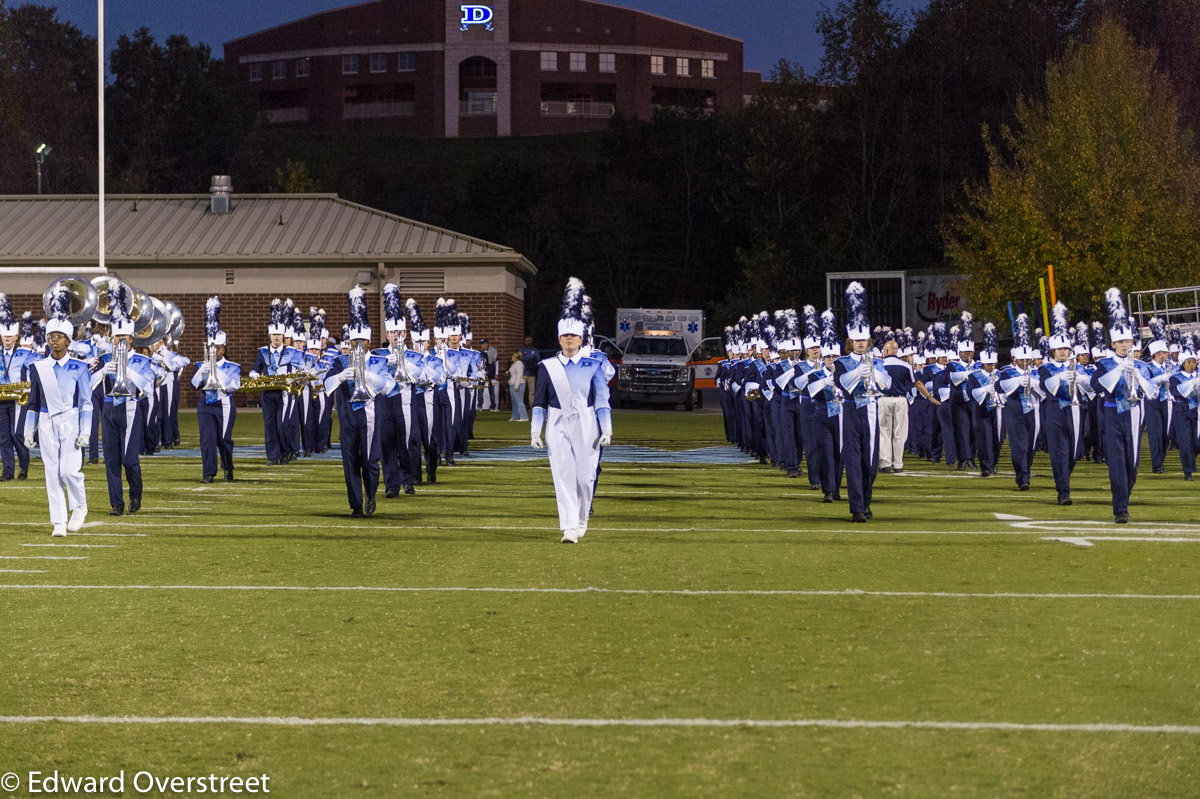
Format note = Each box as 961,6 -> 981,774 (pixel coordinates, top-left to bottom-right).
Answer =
107,29 -> 261,192
0,2 -> 97,193
947,18 -> 1200,319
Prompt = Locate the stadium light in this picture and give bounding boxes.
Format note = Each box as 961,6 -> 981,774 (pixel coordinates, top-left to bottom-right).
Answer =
35,143 -> 52,194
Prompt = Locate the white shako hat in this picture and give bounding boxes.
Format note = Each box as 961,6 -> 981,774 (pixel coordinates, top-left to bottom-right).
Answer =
556,277 -> 587,338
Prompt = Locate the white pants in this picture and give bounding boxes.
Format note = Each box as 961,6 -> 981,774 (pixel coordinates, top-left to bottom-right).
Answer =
546,408 -> 598,532
39,409 -> 87,525
878,396 -> 909,469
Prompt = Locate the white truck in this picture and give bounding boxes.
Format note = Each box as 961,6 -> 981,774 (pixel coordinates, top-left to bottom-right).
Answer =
612,308 -> 704,411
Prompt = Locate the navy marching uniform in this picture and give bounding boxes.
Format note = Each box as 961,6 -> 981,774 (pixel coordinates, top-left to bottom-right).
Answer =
1168,337 -> 1199,480
833,346 -> 892,521
1038,305 -> 1091,504
0,297 -> 37,481
91,343 -> 155,514
250,299 -> 290,465
192,296 -> 240,484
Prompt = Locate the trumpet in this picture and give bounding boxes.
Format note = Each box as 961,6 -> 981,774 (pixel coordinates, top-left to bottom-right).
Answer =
1067,354 -> 1083,407
1125,353 -> 1143,402
202,343 -> 225,393
349,342 -> 376,403
862,356 -> 883,401
0,382 -> 30,405
109,338 -> 136,398
988,371 -> 1006,408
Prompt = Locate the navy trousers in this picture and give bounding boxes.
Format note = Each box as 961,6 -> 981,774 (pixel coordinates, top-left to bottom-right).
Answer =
779,397 -> 802,473
379,392 -> 415,492
260,389 -> 285,462
197,398 -> 235,479
720,389 -> 735,443
800,400 -> 821,488
811,403 -> 844,494
1144,399 -> 1169,471
409,390 -> 437,483
1102,403 -> 1142,516
937,402 -> 957,465
1173,402 -> 1197,477
842,402 -> 880,514
102,400 -> 143,510
971,403 -> 1001,476
952,397 -> 974,462
338,401 -> 381,512
0,400 -> 19,477
1044,402 -> 1081,496
89,383 -> 103,459
1003,403 -> 1037,488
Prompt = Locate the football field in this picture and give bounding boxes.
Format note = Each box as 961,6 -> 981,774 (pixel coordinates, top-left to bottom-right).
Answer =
2,408 -> 1199,797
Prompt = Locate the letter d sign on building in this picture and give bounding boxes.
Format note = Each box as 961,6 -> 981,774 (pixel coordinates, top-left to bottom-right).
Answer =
461,5 -> 494,30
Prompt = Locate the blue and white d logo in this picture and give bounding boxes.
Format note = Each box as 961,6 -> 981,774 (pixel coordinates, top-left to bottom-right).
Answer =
461,5 -> 494,31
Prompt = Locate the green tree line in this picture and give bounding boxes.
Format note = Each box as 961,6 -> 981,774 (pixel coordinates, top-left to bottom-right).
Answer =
2,0 -> 1199,337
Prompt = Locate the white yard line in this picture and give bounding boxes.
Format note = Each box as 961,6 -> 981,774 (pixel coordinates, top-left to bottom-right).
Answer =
0,556 -> 87,561
0,569 -> 46,574
0,715 -> 1196,734
22,544 -> 116,549
0,584 -> 1197,600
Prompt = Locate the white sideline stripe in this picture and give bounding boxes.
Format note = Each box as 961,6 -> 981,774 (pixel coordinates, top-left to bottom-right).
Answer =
23,544 -> 117,549
0,715 -> 1197,734
0,585 -> 1198,600
2,528 -> 147,537
1046,536 -> 1200,547
0,556 -> 87,561
0,570 -> 46,574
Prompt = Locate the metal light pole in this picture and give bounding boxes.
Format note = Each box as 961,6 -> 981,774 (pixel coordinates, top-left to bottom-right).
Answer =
35,143 -> 51,194
98,0 -> 106,273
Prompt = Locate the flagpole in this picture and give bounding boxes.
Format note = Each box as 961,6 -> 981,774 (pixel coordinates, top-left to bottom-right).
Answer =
97,0 -> 106,274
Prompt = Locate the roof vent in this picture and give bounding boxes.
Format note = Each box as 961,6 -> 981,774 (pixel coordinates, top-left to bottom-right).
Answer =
210,175 -> 232,215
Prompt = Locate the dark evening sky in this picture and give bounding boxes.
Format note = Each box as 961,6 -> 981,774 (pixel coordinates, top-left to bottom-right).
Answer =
30,0 -> 929,76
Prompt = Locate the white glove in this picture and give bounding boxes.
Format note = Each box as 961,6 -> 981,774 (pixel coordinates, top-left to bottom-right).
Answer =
249,370 -> 260,380
340,368 -> 356,381
103,361 -> 117,375
197,362 -> 210,374
386,353 -> 398,365
75,434 -> 89,449
857,362 -> 873,379
599,433 -> 612,447
24,433 -> 35,449
531,434 -> 544,449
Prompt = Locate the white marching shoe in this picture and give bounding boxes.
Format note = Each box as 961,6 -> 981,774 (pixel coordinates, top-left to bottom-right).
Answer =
66,508 -> 87,533
577,523 -> 587,539
51,524 -> 67,538
560,529 -> 578,544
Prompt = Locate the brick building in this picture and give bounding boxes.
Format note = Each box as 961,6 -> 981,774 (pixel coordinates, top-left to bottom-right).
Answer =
0,185 -> 535,405
224,0 -> 761,138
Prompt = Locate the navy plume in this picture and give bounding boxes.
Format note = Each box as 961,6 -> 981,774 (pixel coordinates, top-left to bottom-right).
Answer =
959,311 -> 973,344
844,281 -> 868,331
110,281 -> 132,324
560,277 -> 586,322
459,312 -> 470,338
0,294 -> 14,327
802,305 -> 819,342
405,298 -> 427,334
1013,313 -> 1030,349
983,322 -> 998,355
270,298 -> 283,328
35,319 -> 46,347
383,284 -> 402,325
820,309 -> 838,350
205,296 -> 222,340
21,312 -> 33,340
1148,316 -> 1167,344
1105,287 -> 1131,337
1051,302 -> 1069,338
348,286 -> 369,329
49,285 -> 71,321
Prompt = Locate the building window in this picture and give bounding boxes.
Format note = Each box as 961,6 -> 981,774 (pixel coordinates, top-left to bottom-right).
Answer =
397,51 -> 415,71
461,56 -> 497,79
342,55 -> 359,74
272,60 -> 287,80
599,53 -> 615,73
701,59 -> 715,79
570,52 -> 586,72
540,51 -> 557,71
370,53 -> 387,73
650,55 -> 664,75
249,63 -> 263,82
296,58 -> 310,78
676,57 -> 689,77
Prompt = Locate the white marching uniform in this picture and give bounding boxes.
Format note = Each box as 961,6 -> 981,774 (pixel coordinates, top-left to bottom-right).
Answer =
25,354 -> 93,526
532,352 -> 613,536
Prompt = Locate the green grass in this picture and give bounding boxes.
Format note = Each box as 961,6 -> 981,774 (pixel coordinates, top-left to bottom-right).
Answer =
2,410 -> 1199,797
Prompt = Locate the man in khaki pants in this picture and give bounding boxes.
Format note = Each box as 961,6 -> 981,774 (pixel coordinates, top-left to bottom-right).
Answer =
878,330 -> 915,474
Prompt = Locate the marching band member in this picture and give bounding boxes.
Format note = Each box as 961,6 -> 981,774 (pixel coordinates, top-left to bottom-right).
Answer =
374,284 -> 417,498
1143,317 -> 1176,474
796,307 -> 824,489
249,298 -> 290,465
833,282 -> 892,523
879,327 -> 915,474
967,323 -> 1004,478
316,309 -> 336,454
150,335 -> 186,451
282,300 -> 306,462
928,323 -> 954,466
0,295 -> 37,482
12,312 -> 39,475
90,283 -> 155,515
432,299 -> 461,466
806,309 -> 845,503
771,309 -> 804,479
1039,303 -> 1091,506
997,314 -> 1042,491
949,312 -> 977,471
23,286 -> 93,537
580,294 -> 615,514
1169,334 -> 1199,481
300,307 -> 327,457
1086,322 -> 1108,463
191,297 -> 241,484
405,298 -> 442,484
324,288 -> 393,518
531,277 -> 613,544
1092,288 -> 1156,524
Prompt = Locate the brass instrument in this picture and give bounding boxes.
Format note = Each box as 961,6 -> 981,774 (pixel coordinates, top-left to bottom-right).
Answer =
286,373 -> 319,396
202,343 -> 225,393
109,338 -> 136,398
1067,354 -> 1083,407
745,383 -> 765,401
988,370 -> 1006,408
0,382 -> 31,405
392,343 -> 413,388
349,342 -> 376,403
44,276 -> 98,326
862,356 -> 883,401
238,375 -> 297,393
1125,353 -> 1144,403
132,296 -> 170,348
